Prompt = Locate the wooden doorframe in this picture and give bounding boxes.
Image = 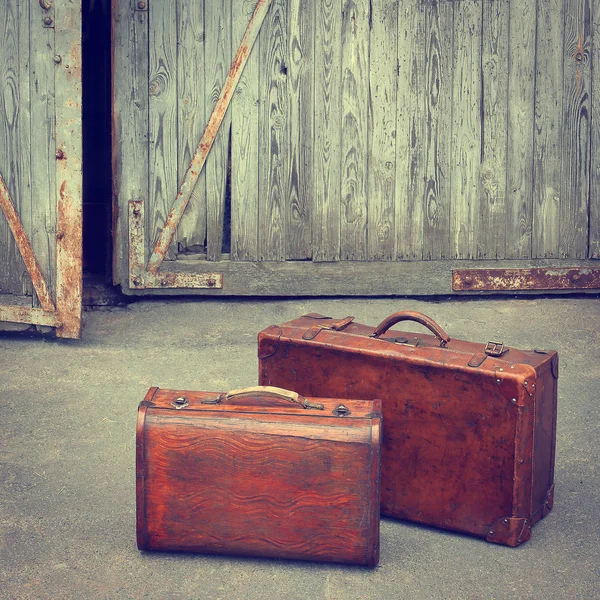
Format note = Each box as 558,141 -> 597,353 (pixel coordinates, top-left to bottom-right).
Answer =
0,1 -> 82,339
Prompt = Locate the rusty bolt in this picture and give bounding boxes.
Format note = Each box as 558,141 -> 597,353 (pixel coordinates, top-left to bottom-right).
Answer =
56,231 -> 65,240
572,273 -> 581,281
53,55 -> 62,64
463,276 -> 473,285
575,52 -> 583,63
55,149 -> 65,160
132,276 -> 142,286
207,277 -> 216,288
137,1 -> 147,9
43,16 -> 53,26
160,279 -> 168,287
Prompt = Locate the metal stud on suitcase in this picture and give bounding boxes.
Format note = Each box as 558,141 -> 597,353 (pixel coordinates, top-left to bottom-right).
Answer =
258,311 -> 558,546
136,386 -> 382,566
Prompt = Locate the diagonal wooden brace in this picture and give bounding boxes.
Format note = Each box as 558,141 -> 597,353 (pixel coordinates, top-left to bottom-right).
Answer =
145,0 -> 274,274
0,173 -> 56,313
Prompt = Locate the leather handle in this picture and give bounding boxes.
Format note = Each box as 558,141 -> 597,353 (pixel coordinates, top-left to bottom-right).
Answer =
370,311 -> 451,347
221,386 -> 324,410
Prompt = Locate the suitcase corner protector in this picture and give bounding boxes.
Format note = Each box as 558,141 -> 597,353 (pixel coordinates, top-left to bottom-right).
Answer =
486,516 -> 532,547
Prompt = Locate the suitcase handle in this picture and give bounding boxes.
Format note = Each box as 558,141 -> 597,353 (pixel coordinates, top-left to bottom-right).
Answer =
220,386 -> 324,410
370,311 -> 451,347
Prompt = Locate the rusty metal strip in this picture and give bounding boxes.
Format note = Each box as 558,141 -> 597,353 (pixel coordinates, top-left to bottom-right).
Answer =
0,173 -> 56,313
53,3 -> 83,339
145,0 -> 274,274
453,268 -> 600,291
129,200 -> 222,289
0,305 -> 58,328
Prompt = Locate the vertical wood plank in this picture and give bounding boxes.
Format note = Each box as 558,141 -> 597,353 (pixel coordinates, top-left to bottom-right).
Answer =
423,0 -> 453,260
286,0 -> 313,260
478,0 -> 508,259
560,0 -> 592,258
113,0 -> 149,286
259,0 -> 287,261
313,0 -> 342,262
367,0 -> 397,261
205,0 -> 231,261
340,0 -> 369,260
532,0 -> 563,258
54,0 -> 83,338
231,0 -> 260,261
148,0 -> 177,261
591,0 -> 600,258
30,0 -> 56,301
175,0 -> 206,253
396,1 -> 426,260
450,0 -> 482,259
0,0 -> 29,297
505,0 -> 536,259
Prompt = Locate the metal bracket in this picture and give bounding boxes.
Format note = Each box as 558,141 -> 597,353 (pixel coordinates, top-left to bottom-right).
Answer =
128,200 -> 223,290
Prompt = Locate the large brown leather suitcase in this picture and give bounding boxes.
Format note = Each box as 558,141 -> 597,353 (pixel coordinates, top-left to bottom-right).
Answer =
136,386 -> 382,566
258,311 -> 558,547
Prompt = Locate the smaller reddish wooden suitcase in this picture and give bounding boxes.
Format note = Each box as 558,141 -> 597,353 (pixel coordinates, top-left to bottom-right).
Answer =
259,311 -> 558,546
137,386 -> 382,566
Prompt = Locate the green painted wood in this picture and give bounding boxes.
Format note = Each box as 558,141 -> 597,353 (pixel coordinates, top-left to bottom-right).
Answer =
176,0 -> 206,253
367,0 -> 397,261
231,0 -> 260,261
259,0 -> 287,261
478,0 -> 508,259
505,0 -> 536,259
148,0 -> 178,261
204,0 -> 232,261
0,0 -> 29,297
591,0 -> 600,259
532,0 -> 563,259
313,0 -> 342,262
560,0 -> 592,259
340,0 -> 369,260
286,0 -> 313,260
422,0 -> 453,261
450,0 -> 482,259
396,1 -> 426,260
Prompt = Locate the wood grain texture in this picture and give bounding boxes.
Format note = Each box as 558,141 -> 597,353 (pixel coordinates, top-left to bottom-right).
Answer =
396,1 -> 426,260
532,0 -> 563,258
175,0 -> 206,252
259,0 -> 287,261
0,0 -> 29,297
286,0 -> 313,260
112,0 -> 149,286
259,312 -> 558,545
560,0 -> 592,258
423,0 -> 453,260
478,0 -> 508,259
231,0 -> 260,261
138,393 -> 381,566
505,0 -> 536,259
591,0 -> 600,258
367,0 -> 397,261
148,0 -> 178,261
313,0 -> 342,262
29,0 -> 55,302
340,0 -> 369,260
204,1 -> 232,261
450,0 -> 482,259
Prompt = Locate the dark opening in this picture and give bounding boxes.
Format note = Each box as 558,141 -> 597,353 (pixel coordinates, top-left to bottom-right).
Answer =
82,0 -> 112,278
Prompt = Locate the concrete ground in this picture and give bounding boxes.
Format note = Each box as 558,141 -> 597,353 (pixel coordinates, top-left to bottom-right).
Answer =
0,296 -> 598,600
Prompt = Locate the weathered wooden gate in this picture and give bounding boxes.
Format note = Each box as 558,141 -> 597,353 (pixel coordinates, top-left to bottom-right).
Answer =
0,0 -> 82,337
113,0 -> 600,296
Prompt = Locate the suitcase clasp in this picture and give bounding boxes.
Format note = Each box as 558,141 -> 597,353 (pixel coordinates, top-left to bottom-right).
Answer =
170,396 -> 190,410
333,404 -> 351,417
485,341 -> 508,357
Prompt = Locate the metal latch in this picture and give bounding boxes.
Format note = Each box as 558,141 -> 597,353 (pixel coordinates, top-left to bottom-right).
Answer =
170,396 -> 189,410
485,341 -> 508,357
333,404 -> 351,417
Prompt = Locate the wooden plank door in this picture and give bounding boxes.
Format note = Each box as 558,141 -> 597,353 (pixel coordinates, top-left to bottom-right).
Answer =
113,0 -> 600,297
0,1 -> 82,338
